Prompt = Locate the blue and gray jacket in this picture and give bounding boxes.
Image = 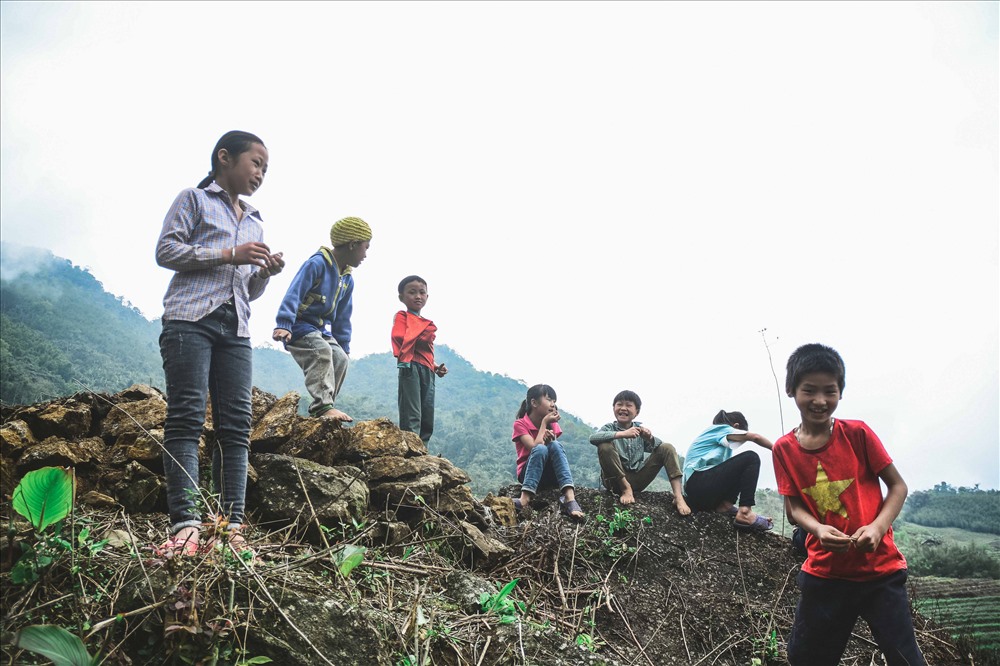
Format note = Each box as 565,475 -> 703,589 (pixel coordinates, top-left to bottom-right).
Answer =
274,247 -> 354,353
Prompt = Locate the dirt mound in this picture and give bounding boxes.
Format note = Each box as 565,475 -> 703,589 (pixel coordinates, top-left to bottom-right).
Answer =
0,389 -> 967,665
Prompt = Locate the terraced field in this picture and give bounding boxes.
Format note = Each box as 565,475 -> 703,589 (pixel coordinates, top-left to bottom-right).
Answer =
910,576 -> 1000,656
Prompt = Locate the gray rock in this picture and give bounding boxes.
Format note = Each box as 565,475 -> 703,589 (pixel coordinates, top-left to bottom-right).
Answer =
248,453 -> 368,533
250,391 -> 300,452
16,436 -> 107,472
101,396 -> 167,439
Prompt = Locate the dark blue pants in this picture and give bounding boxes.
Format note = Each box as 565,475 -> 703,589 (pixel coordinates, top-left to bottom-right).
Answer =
788,569 -> 925,666
398,363 -> 435,443
160,303 -> 252,532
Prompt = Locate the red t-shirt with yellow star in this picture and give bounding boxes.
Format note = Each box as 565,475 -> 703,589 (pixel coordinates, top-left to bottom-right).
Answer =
773,419 -> 907,581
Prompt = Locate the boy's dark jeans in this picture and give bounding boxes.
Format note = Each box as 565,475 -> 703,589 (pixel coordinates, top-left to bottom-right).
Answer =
398,363 -> 435,443
159,303 -> 252,533
788,569 -> 925,666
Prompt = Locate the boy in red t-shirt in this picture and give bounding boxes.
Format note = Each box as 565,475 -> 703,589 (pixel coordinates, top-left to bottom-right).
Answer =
391,276 -> 447,443
772,343 -> 924,666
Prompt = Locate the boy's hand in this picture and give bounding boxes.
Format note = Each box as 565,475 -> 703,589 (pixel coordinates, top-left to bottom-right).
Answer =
272,328 -> 292,343
815,524 -> 853,553
619,426 -> 641,439
435,363 -> 448,378
850,524 -> 886,553
637,426 -> 653,442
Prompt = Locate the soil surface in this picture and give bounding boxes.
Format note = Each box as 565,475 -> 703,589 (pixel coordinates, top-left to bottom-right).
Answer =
486,485 -> 964,665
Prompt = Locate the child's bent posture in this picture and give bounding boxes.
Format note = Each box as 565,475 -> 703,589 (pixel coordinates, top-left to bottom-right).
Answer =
772,343 -> 924,666
590,390 -> 690,514
512,384 -> 585,521
273,217 -> 372,422
683,410 -> 774,532
392,275 -> 447,443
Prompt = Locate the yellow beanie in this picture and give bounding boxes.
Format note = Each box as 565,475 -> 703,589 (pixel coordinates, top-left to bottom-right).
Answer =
329,217 -> 372,247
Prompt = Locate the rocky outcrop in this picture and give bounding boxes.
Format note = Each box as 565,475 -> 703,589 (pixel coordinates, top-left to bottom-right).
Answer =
1,384 -> 507,564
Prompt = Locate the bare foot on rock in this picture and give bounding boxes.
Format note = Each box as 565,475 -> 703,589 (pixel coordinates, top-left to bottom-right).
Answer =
320,408 -> 353,422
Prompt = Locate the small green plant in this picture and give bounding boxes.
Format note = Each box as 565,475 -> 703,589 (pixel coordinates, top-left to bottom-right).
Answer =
10,467 -> 77,585
752,628 -> 779,664
588,507 -> 649,559
575,632 -> 603,653
594,507 -> 640,536
479,578 -> 525,624
332,544 -> 367,577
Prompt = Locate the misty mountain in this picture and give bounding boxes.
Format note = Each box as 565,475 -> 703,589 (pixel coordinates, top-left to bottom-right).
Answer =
0,242 -> 605,493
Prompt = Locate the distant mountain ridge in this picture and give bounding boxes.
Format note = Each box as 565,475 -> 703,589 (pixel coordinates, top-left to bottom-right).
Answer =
0,242 -> 605,493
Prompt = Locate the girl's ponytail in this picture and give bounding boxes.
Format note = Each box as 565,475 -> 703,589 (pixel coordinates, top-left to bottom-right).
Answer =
516,399 -> 529,420
198,130 -> 266,189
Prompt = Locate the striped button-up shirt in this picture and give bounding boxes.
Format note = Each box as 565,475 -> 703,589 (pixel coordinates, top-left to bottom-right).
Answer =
156,182 -> 270,338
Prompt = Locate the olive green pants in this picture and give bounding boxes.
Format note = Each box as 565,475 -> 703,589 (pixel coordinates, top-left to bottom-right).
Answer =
597,441 -> 682,493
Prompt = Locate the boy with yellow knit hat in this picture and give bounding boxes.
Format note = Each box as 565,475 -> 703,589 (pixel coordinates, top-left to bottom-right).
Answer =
273,217 -> 372,422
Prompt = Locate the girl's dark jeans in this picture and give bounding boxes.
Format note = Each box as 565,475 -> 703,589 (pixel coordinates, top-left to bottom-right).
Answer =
684,451 -> 761,510
159,303 -> 252,533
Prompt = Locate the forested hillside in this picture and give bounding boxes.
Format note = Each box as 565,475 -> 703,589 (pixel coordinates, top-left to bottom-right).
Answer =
0,243 -> 603,493
903,483 -> 1000,535
0,244 -> 163,404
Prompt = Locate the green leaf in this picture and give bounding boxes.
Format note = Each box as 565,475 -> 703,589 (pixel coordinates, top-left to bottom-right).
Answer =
12,467 -> 75,532
494,578 -> 519,604
238,658 -> 273,665
332,544 -> 366,576
14,625 -> 92,666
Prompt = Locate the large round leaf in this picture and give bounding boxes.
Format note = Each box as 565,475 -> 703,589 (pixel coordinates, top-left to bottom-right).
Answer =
14,624 -> 92,666
12,467 -> 75,532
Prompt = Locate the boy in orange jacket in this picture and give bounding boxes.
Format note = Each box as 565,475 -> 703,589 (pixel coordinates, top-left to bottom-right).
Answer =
392,276 -> 447,443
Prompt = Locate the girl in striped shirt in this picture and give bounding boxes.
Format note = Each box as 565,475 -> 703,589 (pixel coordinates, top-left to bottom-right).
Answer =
155,130 -> 284,557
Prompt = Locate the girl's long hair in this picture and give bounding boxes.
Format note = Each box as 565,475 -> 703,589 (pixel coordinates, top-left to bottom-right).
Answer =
197,130 -> 265,189
516,384 -> 557,419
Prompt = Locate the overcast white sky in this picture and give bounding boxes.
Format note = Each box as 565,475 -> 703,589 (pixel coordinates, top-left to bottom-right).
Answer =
2,2 -> 997,492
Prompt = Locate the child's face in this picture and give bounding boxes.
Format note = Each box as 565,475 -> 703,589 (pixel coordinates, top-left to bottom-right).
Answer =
399,281 -> 428,313
220,143 -> 268,196
613,400 -> 638,426
345,240 -> 370,268
532,394 -> 557,417
792,371 -> 841,427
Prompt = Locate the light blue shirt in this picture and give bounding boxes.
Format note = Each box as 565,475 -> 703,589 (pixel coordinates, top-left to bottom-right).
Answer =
681,424 -> 746,487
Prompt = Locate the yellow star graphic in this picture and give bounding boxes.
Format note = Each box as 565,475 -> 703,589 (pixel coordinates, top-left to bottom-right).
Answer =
802,463 -> 854,518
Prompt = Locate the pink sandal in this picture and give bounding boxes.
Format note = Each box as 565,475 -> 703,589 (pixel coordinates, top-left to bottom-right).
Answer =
154,528 -> 200,557
204,525 -> 256,560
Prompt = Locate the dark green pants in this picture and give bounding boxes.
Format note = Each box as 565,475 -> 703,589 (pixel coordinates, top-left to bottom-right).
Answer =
398,363 -> 435,443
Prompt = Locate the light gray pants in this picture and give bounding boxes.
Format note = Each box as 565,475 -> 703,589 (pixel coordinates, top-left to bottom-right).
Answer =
287,331 -> 349,416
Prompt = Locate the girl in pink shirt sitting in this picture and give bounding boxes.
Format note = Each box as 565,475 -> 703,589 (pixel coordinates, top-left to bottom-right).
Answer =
511,384 -> 585,520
